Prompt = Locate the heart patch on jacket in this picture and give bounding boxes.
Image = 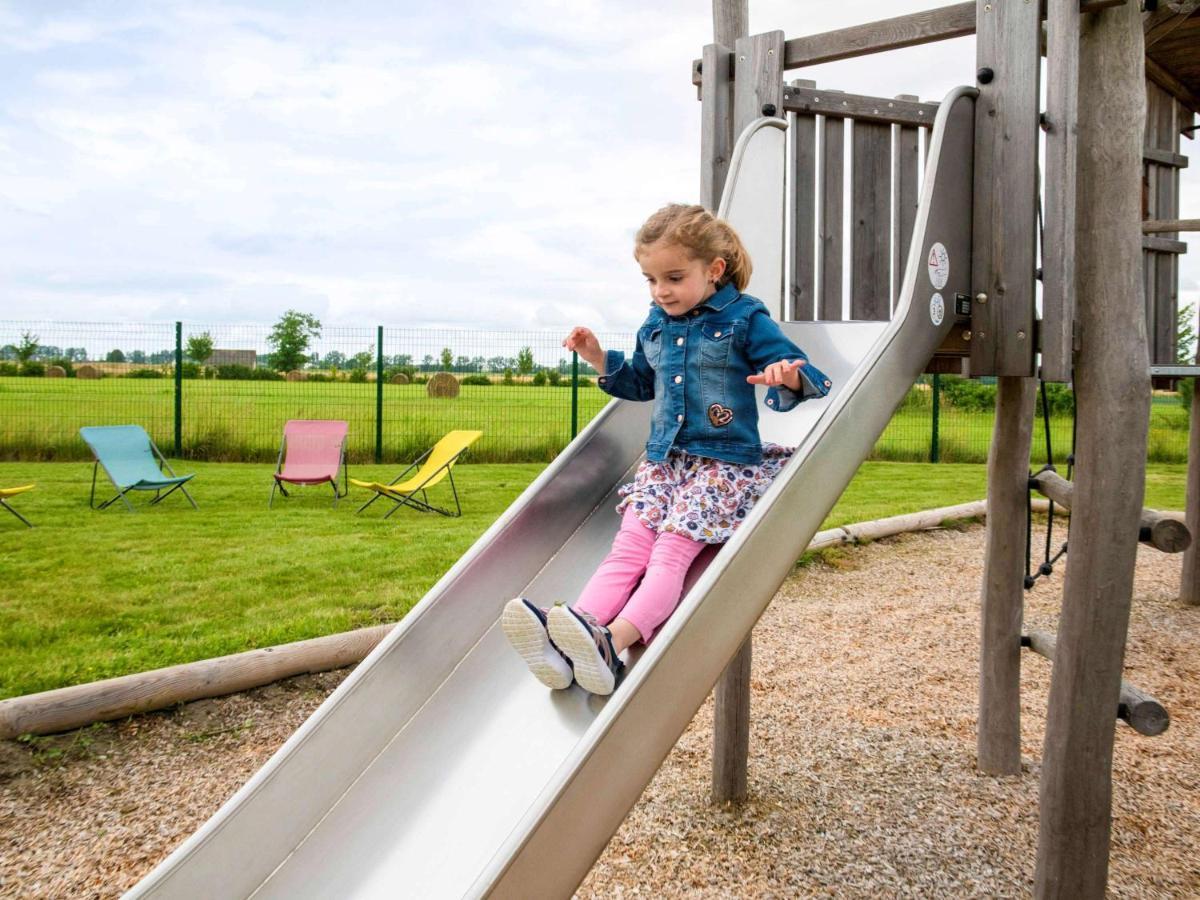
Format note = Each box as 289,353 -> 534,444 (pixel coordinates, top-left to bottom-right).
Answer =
707,403 -> 734,427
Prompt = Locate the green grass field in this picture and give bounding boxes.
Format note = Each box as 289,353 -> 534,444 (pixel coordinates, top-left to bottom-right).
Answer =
2,376 -> 1191,465
0,460 -> 1187,700
0,377 -> 611,464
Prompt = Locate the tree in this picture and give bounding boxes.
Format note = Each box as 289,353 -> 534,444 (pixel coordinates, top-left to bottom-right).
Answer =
517,346 -> 534,376
352,347 -> 374,370
129,349 -> 147,364
16,332 -> 39,363
1177,302 -> 1196,365
186,331 -> 214,365
440,347 -> 453,370
267,310 -> 322,372
106,349 -> 126,363
322,350 -> 346,370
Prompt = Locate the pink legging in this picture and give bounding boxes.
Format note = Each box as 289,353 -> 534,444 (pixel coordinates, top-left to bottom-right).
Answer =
575,507 -> 706,643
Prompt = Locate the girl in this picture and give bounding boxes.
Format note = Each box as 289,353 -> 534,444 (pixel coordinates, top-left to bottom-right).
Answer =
502,203 -> 831,696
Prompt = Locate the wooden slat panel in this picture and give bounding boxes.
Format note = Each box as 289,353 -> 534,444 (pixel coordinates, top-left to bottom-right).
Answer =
1154,252 -> 1177,365
733,31 -> 784,138
700,43 -> 734,211
1041,0 -> 1081,382
1144,249 -> 1157,365
1143,235 -> 1188,253
851,120 -> 891,320
781,87 -> 938,127
819,113 -> 844,321
790,79 -> 818,321
971,0 -> 1040,376
892,94 -> 920,310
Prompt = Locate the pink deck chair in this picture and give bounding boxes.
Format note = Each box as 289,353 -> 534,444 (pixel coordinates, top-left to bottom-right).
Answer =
269,420 -> 350,508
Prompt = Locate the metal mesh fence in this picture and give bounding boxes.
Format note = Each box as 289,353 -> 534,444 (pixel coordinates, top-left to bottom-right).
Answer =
0,322 -> 1191,464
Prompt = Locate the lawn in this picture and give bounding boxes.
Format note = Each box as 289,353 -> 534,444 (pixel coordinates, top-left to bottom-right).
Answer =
0,460 -> 1188,700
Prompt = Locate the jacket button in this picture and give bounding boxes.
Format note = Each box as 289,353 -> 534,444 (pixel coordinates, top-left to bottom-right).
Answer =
673,375 -> 682,384
714,331 -> 722,338
676,337 -> 684,346
676,414 -> 683,423
691,310 -> 700,317
766,398 -> 775,406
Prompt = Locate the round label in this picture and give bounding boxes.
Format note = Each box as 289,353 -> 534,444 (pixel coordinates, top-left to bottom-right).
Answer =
929,293 -> 945,326
927,242 -> 950,290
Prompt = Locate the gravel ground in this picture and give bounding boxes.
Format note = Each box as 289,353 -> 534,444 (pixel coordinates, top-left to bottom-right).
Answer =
1,525 -> 1196,898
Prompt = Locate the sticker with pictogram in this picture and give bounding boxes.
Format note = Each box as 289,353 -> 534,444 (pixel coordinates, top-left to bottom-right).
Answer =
927,242 -> 950,290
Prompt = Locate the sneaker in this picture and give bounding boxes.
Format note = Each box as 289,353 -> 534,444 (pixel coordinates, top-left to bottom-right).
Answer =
501,598 -> 573,690
546,605 -> 625,696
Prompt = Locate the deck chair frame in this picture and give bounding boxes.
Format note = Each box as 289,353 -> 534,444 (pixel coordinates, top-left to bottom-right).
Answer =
269,425 -> 350,509
1,494 -> 33,527
87,436 -> 198,512
356,444 -> 468,518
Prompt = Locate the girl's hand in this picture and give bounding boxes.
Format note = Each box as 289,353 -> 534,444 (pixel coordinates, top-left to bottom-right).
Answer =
563,326 -> 605,373
746,358 -> 806,390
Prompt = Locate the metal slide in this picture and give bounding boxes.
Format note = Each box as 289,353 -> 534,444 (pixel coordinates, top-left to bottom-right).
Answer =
127,86 -> 976,899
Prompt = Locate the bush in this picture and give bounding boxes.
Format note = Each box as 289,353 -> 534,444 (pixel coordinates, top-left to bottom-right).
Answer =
20,361 -> 46,377
461,374 -> 492,386
531,371 -> 548,387
546,369 -> 562,387
1180,377 -> 1194,416
0,361 -> 19,376
215,364 -> 283,381
1036,382 -> 1075,417
305,372 -> 336,383
127,368 -> 166,379
577,377 -> 594,388
349,368 -> 368,383
939,375 -> 996,412
173,362 -> 202,379
502,369 -> 515,385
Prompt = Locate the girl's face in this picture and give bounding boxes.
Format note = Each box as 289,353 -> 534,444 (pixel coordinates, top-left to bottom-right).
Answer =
637,241 -> 726,317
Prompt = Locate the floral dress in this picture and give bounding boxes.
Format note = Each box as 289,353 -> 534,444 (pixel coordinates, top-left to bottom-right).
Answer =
616,443 -> 794,544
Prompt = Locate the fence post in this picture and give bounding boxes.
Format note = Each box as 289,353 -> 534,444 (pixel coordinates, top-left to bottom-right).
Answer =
174,322 -> 183,457
571,351 -> 579,439
375,325 -> 384,464
930,374 -> 941,463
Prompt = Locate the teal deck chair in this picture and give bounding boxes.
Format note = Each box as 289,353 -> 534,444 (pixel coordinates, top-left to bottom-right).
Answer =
80,425 -> 198,512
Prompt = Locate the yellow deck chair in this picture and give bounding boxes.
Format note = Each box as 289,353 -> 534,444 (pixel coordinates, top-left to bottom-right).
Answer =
1,484 -> 35,528
351,430 -> 482,518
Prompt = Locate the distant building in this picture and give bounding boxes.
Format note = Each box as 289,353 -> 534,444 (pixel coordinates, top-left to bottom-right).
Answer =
209,349 -> 258,369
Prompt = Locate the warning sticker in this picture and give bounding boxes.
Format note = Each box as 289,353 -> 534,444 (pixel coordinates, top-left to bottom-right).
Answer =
927,242 -> 950,290
930,292 -> 945,326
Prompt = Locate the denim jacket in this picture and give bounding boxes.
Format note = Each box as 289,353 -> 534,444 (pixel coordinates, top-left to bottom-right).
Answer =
597,283 -> 832,465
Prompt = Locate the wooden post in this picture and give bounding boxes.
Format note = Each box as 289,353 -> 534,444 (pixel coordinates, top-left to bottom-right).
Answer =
971,0 -> 1040,377
892,94 -> 921,313
1183,377 -> 1200,605
707,0 -> 752,807
977,375 -> 1036,775
1034,4 -> 1149,897
1040,0 -> 1080,382
789,79 -> 818,321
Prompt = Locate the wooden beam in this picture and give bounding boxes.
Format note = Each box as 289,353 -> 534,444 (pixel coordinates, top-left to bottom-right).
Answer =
1030,469 -> 1192,552
781,3 -> 976,70
1042,0 -> 1082,383
789,79 -> 818,321
893,94 -> 922,311
733,31 -> 785,137
1025,631 -> 1169,736
1143,234 -> 1188,252
978,376 -> 1037,775
1183,377 -> 1200,606
1142,3 -> 1197,49
700,42 -> 735,211
1145,55 -> 1200,118
1143,217 -> 1200,232
1142,147 -> 1189,167
780,86 -> 938,127
971,0 -> 1040,377
0,625 -> 393,739
1035,3 -> 1150,895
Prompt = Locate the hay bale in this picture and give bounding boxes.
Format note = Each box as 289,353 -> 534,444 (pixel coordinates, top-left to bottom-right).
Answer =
426,372 -> 460,398
76,365 -> 102,380
45,365 -> 67,378
390,373 -> 410,385
286,370 -> 307,382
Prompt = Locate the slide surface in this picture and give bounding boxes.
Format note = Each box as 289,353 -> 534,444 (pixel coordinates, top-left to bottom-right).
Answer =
126,86 -> 977,899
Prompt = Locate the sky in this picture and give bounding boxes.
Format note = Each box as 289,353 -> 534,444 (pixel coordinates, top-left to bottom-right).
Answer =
0,0 -> 1196,347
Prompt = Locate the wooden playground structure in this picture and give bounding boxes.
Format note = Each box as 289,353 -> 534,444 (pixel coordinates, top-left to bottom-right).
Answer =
698,2 -> 1197,896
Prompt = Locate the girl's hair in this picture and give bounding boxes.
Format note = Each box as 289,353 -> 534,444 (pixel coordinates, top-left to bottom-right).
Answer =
634,203 -> 753,291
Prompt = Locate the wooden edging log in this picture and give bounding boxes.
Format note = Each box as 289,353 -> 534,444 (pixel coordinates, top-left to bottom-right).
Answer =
1030,469 -> 1191,552
1024,630 -> 1169,736
0,497 -> 1174,741
0,624 -> 395,741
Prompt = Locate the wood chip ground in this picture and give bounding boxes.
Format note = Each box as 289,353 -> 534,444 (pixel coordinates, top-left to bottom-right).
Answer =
1,526 -> 1196,898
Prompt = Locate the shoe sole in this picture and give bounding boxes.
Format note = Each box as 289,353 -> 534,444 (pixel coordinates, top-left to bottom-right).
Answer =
501,599 -> 573,690
547,606 -> 616,696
